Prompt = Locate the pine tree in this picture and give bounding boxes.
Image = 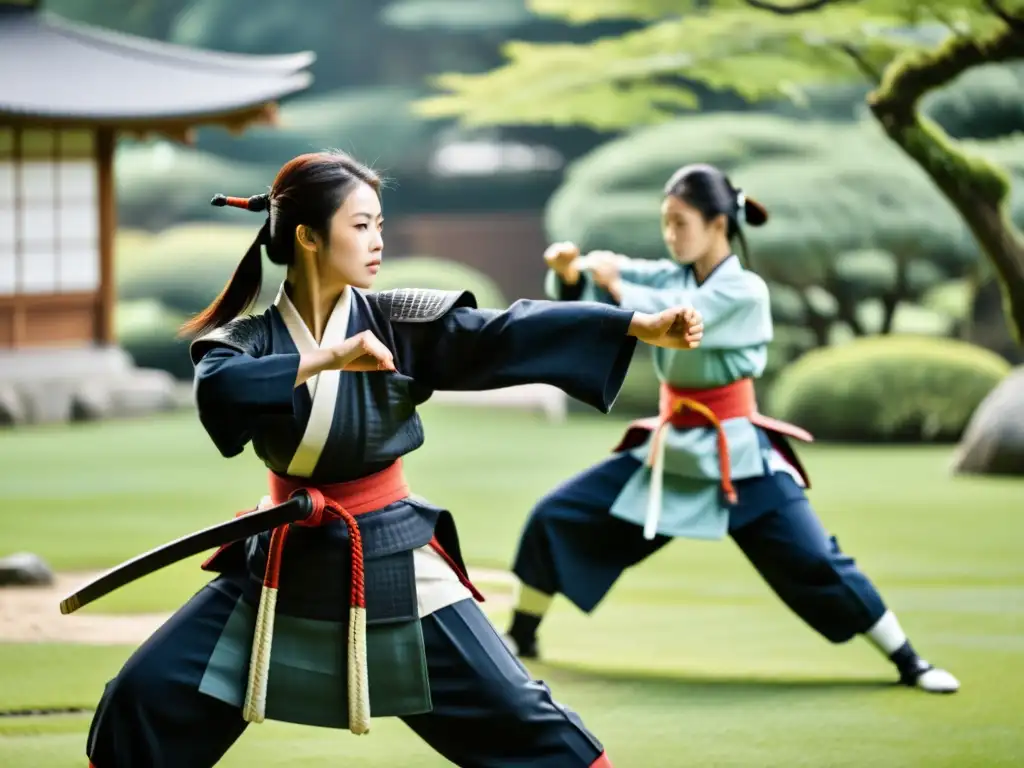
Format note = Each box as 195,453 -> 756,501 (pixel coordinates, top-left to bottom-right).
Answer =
415,0 -> 1024,343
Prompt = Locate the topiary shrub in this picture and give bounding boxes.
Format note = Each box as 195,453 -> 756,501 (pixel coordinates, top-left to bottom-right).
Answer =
118,223 -> 288,316
370,256 -> 509,309
116,299 -> 194,381
116,143 -> 276,231
766,335 -> 1012,443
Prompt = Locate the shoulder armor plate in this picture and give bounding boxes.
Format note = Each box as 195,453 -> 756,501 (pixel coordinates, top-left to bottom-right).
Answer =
375,288 -> 477,323
188,315 -> 269,364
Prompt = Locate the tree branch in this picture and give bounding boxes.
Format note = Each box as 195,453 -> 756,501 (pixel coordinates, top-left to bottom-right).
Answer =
871,24 -> 1024,113
743,0 -> 847,14
881,257 -> 909,335
983,0 -> 1024,32
836,42 -> 882,83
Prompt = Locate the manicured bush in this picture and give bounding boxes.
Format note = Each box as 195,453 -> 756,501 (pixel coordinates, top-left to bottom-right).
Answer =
116,299 -> 194,381
766,335 -> 1012,443
117,223 -> 288,316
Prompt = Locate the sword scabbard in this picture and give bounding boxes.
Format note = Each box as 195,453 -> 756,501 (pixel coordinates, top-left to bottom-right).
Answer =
59,492 -> 312,615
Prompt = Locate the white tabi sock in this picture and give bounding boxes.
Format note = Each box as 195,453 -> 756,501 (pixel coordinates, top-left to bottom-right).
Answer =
515,582 -> 554,618
865,610 -> 907,656
864,610 -> 960,692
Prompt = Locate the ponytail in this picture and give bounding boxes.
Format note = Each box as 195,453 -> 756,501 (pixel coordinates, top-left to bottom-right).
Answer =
732,188 -> 768,270
178,194 -> 271,339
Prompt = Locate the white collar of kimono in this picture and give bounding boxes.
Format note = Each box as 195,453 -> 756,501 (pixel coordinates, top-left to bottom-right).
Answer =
272,281 -> 354,477
690,253 -> 741,285
273,282 -> 353,358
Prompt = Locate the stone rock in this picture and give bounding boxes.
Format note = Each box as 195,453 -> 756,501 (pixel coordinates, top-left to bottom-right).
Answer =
0,385 -> 26,426
0,345 -> 134,384
20,380 -> 76,424
951,366 -> 1024,476
0,345 -> 186,426
71,369 -> 179,422
0,552 -> 55,587
70,380 -> 113,422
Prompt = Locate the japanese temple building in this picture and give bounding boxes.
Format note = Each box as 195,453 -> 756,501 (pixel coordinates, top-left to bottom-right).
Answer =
0,0 -> 313,423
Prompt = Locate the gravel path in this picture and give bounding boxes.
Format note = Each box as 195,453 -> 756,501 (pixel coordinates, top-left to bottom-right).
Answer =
0,568 -> 516,645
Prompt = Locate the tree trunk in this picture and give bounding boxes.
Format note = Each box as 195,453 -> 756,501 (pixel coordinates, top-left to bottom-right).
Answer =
967,276 -> 1024,364
798,293 -> 832,346
824,277 -> 865,335
867,23 -> 1024,344
880,257 -> 908,335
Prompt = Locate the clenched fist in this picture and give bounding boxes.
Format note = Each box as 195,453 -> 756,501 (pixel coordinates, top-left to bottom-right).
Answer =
330,330 -> 397,372
628,307 -> 703,350
543,241 -> 581,284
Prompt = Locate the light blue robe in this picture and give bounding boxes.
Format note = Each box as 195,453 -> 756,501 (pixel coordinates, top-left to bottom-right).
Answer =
547,254 -> 802,540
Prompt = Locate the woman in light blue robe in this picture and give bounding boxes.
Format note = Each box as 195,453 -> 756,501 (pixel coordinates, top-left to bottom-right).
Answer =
504,163 -> 959,694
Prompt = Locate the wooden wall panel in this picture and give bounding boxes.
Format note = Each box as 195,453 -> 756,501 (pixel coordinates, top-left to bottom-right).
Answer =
0,292 -> 97,348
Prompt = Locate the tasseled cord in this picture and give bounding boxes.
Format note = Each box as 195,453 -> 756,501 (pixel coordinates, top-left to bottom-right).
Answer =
644,397 -> 734,541
240,489 -> 371,734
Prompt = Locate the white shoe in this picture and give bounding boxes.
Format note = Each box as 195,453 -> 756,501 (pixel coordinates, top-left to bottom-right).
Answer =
908,664 -> 960,693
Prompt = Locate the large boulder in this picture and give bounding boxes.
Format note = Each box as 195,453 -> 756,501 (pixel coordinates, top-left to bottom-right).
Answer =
0,345 -> 184,428
951,366 -> 1024,476
0,552 -> 54,587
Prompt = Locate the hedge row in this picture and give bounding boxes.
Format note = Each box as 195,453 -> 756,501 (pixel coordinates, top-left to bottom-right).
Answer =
767,335 -> 1011,443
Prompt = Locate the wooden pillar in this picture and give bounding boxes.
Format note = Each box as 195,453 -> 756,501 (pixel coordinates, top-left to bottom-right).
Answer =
10,126 -> 24,347
96,127 -> 115,345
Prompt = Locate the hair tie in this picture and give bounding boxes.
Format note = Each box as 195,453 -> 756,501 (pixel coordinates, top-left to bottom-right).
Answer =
211,193 -> 270,212
735,189 -> 747,223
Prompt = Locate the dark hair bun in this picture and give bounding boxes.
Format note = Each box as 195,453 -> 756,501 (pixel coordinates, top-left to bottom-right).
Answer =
743,196 -> 769,227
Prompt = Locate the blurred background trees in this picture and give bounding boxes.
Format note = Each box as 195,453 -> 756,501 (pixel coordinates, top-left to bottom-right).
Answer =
39,0 -> 1024,467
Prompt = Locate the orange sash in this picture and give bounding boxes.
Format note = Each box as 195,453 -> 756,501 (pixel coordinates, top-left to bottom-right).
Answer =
614,378 -> 814,508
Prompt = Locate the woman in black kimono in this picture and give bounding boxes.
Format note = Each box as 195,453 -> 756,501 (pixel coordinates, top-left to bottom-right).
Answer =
84,151 -> 704,768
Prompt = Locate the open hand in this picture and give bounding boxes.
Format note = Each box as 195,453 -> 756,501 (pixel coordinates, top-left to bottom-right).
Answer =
330,330 -> 397,372
628,307 -> 703,350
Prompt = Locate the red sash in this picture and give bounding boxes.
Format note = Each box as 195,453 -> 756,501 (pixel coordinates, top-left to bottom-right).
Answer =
613,378 -> 814,500
264,460 -> 482,601
205,458 -> 483,731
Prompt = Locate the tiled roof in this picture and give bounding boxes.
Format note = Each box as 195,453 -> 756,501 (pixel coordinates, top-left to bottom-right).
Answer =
0,7 -> 314,123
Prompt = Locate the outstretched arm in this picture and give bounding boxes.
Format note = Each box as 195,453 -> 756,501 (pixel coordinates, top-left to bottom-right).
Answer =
544,244 -> 681,304
609,273 -> 771,349
387,292 -> 701,413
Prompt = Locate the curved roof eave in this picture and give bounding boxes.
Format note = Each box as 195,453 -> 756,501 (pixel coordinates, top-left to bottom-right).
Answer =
0,8 -> 316,123
0,73 -> 314,124
41,12 -> 316,75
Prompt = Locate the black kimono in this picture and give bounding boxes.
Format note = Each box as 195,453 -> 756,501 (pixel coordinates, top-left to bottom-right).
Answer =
85,285 -> 634,768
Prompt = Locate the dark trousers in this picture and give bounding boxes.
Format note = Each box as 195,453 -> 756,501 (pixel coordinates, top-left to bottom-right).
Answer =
511,453 -> 887,643
86,579 -> 606,768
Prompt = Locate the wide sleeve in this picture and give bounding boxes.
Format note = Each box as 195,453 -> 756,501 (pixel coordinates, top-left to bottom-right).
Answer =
617,271 -> 773,349
393,298 -> 639,413
617,257 -> 682,286
190,322 -> 301,457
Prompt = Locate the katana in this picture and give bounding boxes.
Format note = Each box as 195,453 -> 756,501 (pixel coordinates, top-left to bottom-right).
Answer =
59,492 -> 313,615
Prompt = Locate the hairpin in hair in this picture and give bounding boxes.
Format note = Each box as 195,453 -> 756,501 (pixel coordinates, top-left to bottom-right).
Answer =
210,193 -> 270,212
735,189 -> 747,222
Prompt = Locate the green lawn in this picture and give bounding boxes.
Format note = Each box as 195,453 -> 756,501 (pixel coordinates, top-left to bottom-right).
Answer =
1,405 -> 1022,766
